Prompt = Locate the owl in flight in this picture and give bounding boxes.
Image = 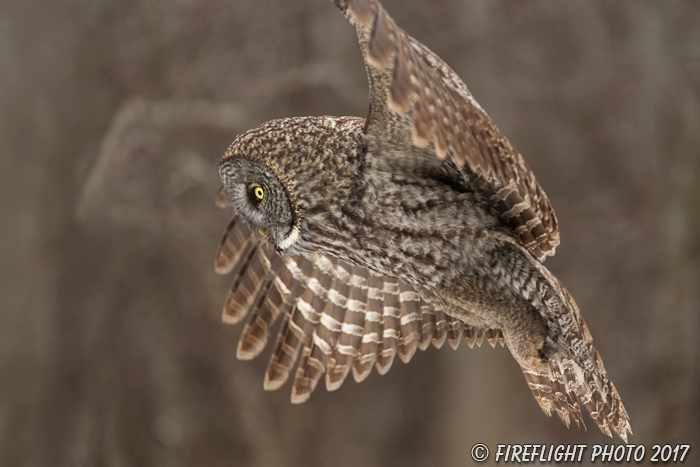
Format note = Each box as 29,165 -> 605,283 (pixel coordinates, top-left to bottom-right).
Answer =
216,0 -> 631,440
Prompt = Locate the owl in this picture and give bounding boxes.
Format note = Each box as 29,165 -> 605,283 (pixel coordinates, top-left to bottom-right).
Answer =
215,0 -> 631,441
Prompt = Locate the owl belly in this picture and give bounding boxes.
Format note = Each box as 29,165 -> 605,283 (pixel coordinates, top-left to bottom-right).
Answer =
331,190 -> 551,371
415,239 -> 551,372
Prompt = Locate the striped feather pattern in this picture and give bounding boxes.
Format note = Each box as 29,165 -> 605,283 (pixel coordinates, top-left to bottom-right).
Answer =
215,215 -> 505,403
523,345 -> 631,443
331,0 -> 559,260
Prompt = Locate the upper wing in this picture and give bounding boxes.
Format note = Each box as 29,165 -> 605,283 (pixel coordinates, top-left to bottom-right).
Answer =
215,212 -> 504,402
331,0 -> 560,260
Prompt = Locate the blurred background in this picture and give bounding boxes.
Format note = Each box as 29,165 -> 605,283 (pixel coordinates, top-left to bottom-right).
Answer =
2,0 -> 699,465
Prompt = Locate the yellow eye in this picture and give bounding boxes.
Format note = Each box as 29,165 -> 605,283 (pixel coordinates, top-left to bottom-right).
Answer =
254,186 -> 264,200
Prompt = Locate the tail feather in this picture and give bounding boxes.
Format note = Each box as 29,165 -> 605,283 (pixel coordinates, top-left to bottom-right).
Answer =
493,228 -> 634,442
523,340 -> 631,441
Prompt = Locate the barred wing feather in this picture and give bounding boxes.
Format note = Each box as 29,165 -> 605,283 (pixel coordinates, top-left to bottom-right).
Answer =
215,215 -> 504,402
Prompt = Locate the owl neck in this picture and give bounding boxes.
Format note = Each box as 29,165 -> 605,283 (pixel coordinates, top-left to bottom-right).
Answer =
269,116 -> 369,255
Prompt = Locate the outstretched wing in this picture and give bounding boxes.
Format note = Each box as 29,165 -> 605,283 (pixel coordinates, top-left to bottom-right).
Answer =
215,212 -> 504,402
331,0 -> 559,260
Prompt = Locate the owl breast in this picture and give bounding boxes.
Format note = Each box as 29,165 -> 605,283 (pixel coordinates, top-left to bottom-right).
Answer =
306,159 -> 500,291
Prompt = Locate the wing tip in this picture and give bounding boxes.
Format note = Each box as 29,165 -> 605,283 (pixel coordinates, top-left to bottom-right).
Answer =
352,366 -> 373,383
215,257 -> 235,275
222,307 -> 246,325
237,336 -> 266,361
290,386 -> 312,404
375,348 -> 396,374
263,372 -> 287,391
325,376 -> 344,392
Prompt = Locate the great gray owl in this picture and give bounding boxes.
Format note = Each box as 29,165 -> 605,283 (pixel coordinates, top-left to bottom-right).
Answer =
216,0 -> 631,440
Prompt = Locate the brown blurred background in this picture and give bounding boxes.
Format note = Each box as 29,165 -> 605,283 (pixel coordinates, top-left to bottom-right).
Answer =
2,0 -> 699,466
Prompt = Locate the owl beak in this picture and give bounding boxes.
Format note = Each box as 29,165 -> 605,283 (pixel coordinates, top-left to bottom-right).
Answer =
258,229 -> 266,237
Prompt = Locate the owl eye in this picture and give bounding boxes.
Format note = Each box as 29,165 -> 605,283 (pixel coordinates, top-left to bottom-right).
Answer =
248,183 -> 264,205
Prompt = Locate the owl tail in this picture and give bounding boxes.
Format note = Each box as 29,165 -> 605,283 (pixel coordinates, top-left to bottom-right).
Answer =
521,283 -> 632,442
522,349 -> 632,442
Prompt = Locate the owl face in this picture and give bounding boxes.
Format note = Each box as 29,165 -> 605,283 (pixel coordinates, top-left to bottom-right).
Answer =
219,157 -> 297,251
218,116 -> 366,255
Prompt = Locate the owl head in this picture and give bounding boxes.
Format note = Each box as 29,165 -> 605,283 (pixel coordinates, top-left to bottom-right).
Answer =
219,116 -> 365,255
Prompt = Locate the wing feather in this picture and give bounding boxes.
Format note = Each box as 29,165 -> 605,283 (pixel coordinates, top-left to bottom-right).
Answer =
352,274 -> 385,382
216,215 -> 504,401
431,308 -> 448,349
330,0 -> 559,260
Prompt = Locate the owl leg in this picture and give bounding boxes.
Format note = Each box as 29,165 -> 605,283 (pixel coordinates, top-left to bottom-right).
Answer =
500,301 -> 549,373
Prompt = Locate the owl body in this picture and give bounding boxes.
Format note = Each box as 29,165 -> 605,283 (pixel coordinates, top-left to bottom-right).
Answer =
216,0 -> 631,441
222,114 -> 551,373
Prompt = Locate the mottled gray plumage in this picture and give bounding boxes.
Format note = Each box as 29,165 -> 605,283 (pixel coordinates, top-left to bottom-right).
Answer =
215,0 -> 631,441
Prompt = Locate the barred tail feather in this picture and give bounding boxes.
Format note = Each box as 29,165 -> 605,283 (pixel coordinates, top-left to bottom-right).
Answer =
484,230 -> 632,441
522,278 -> 631,441
523,345 -> 632,442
